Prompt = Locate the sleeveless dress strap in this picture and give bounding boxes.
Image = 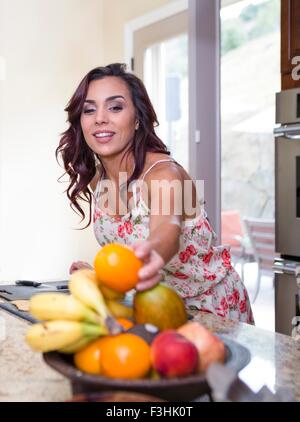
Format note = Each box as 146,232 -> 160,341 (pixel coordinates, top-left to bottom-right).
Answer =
141,159 -> 176,183
131,181 -> 139,209
129,159 -> 176,209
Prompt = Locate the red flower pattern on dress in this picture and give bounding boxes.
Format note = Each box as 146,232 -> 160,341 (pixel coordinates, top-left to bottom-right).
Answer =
198,308 -> 213,314
227,294 -> 235,307
204,269 -> 217,281
186,245 -> 197,256
93,209 -> 101,223
221,249 -> 232,269
204,220 -> 212,232
124,221 -> 133,235
239,299 -> 247,313
173,271 -> 189,280
233,289 -> 240,305
217,310 -> 226,318
117,224 -> 125,238
203,250 -> 213,265
204,288 -> 214,296
179,251 -> 190,263
220,297 -> 229,312
195,219 -> 204,229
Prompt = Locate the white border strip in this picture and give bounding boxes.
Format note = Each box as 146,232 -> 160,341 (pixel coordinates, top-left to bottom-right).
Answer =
124,0 -> 188,70
0,56 -> 6,81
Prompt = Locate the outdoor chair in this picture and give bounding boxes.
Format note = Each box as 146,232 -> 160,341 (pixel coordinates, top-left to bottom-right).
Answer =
221,210 -> 253,283
243,217 -> 278,303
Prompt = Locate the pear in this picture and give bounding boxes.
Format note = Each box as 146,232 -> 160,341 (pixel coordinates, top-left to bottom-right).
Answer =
133,284 -> 187,330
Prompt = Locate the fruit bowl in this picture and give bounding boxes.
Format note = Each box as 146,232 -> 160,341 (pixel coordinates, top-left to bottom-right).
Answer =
43,335 -> 250,402
67,390 -> 166,402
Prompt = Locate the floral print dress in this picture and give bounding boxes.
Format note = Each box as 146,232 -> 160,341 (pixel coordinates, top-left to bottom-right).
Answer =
93,159 -> 254,324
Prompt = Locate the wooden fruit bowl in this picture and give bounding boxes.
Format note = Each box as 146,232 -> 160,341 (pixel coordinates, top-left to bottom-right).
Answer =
67,390 -> 166,402
43,335 -> 250,402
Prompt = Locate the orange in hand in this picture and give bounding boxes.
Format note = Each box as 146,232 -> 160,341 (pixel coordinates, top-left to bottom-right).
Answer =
74,337 -> 109,375
100,333 -> 151,379
94,243 -> 142,293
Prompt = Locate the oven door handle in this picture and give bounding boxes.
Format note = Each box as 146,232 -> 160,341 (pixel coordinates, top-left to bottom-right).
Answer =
273,262 -> 299,274
274,132 -> 300,140
284,133 -> 300,140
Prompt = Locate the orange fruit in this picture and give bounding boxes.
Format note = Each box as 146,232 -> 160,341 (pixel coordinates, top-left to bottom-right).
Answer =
74,337 -> 109,375
100,333 -> 151,379
116,317 -> 134,330
94,243 -> 142,293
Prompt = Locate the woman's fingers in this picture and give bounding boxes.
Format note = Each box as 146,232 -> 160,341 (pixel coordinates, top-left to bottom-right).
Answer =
132,241 -> 164,287
136,274 -> 162,292
132,240 -> 152,260
138,252 -> 164,281
138,252 -> 164,280
69,261 -> 92,274
69,263 -> 77,274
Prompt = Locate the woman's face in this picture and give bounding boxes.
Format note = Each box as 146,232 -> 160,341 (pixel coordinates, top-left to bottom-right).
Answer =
80,76 -> 137,159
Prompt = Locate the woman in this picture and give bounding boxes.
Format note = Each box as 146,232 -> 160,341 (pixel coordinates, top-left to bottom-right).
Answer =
56,63 -> 254,324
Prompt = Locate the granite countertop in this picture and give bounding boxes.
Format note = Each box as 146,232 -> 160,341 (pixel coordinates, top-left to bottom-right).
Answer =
0,309 -> 299,402
0,310 -> 71,402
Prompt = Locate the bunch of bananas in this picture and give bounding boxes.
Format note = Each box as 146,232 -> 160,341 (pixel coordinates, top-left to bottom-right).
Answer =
25,269 -> 133,354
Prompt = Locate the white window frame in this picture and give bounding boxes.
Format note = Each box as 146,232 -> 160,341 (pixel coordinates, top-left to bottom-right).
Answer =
124,0 -> 188,71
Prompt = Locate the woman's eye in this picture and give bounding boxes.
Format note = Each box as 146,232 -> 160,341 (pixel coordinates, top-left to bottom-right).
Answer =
109,105 -> 123,112
83,108 -> 95,114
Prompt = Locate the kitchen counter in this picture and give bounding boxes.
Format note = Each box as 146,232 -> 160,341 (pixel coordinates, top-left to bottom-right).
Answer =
0,309 -> 299,402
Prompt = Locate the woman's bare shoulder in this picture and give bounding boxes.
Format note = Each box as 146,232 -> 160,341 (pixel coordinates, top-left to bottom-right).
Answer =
144,152 -> 172,165
143,153 -> 190,182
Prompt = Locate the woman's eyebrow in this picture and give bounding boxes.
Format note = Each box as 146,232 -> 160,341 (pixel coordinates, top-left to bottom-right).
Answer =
105,95 -> 125,101
84,95 -> 125,104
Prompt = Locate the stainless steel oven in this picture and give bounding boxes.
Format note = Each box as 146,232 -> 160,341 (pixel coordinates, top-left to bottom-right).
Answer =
274,88 -> 300,335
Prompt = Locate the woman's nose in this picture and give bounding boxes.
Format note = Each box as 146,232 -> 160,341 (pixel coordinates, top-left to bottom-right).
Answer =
95,107 -> 109,125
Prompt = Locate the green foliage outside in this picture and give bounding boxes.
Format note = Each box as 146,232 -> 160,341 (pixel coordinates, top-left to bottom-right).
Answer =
221,0 -> 280,56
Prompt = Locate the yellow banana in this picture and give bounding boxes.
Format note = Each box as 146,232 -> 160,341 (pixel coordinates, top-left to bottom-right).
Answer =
29,293 -> 104,324
69,269 -> 109,320
26,320 -> 107,352
105,299 -> 134,319
69,269 -> 123,335
99,284 -> 125,301
58,336 -> 94,354
80,268 -> 125,301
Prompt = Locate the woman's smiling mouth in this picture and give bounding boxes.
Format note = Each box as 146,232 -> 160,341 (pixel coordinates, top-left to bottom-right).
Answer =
93,130 -> 116,143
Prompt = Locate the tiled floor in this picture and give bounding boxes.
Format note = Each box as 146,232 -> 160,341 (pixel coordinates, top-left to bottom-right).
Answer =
235,262 -> 275,332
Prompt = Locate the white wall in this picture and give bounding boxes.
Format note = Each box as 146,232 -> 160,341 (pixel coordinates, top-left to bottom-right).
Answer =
0,0 -> 103,281
0,0 -> 178,282
102,0 -> 174,65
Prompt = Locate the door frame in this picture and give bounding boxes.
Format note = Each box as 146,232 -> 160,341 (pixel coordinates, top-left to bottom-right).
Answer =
124,0 -> 188,71
189,0 -> 221,238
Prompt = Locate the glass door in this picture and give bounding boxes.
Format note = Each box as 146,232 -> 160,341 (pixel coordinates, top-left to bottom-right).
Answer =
220,0 -> 280,330
221,0 -> 280,221
133,11 -> 189,170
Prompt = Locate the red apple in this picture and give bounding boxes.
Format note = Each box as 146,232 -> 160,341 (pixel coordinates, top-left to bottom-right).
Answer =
177,322 -> 226,372
150,330 -> 199,378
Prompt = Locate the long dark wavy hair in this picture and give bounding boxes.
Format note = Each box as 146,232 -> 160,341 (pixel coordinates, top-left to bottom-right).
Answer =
56,63 -> 170,228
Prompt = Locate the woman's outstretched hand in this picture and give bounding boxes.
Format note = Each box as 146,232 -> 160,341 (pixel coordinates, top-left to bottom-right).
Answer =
69,261 -> 93,275
132,240 -> 165,291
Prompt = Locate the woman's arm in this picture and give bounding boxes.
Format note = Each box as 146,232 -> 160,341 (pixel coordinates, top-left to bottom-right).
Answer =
133,163 -> 184,290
